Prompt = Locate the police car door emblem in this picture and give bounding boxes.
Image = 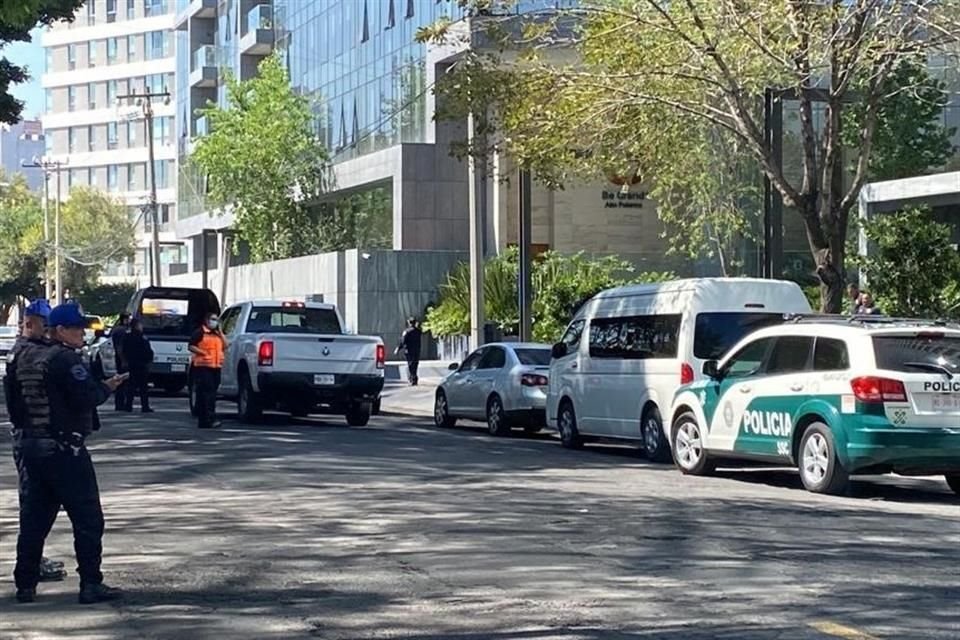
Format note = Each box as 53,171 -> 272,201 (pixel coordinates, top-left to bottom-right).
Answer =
322,346 -> 330,356
723,402 -> 734,428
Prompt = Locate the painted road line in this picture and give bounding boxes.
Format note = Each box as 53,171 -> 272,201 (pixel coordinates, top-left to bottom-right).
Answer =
809,621 -> 882,640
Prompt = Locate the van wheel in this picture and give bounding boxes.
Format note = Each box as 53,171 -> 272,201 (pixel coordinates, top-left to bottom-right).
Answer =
798,423 -> 849,495
346,402 -> 372,427
945,474 -> 960,496
671,412 -> 714,475
642,406 -> 671,463
237,372 -> 263,423
486,395 -> 511,437
558,401 -> 583,450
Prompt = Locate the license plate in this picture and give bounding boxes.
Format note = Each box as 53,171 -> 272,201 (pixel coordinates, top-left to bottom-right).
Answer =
171,364 -> 186,373
932,394 -> 960,410
314,374 -> 335,386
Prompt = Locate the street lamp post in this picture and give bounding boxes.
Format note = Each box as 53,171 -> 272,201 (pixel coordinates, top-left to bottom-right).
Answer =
117,87 -> 171,287
22,157 -> 69,302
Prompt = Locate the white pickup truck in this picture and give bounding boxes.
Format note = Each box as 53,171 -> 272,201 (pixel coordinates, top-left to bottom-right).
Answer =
195,300 -> 385,426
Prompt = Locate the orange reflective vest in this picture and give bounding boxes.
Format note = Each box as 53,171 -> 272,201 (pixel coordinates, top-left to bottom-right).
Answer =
192,327 -> 225,369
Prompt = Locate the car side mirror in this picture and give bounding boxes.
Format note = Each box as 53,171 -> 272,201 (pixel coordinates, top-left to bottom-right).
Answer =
448,362 -> 459,371
702,360 -> 720,379
551,342 -> 568,359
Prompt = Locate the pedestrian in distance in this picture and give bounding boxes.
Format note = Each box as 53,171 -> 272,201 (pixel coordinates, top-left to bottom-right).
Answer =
397,317 -> 423,386
121,318 -> 154,413
856,291 -> 882,316
111,313 -> 131,411
6,298 -> 68,584
846,283 -> 861,315
189,312 -> 225,429
4,303 -> 126,605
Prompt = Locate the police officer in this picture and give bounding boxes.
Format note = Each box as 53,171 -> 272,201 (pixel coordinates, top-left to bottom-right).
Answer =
4,303 -> 126,604
189,312 -> 225,429
397,317 -> 423,386
111,313 -> 131,411
120,317 -> 154,413
6,299 -> 67,584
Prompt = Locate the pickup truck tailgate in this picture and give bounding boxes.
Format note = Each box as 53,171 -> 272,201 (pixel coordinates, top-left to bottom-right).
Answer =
266,334 -> 381,376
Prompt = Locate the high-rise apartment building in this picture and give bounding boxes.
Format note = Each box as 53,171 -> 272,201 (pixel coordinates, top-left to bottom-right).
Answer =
0,120 -> 45,191
41,0 -> 186,280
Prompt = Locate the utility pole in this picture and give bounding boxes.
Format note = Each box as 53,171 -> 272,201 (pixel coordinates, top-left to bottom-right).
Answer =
117,87 -> 171,287
518,167 -> 533,342
467,111 -> 485,351
22,157 -> 68,302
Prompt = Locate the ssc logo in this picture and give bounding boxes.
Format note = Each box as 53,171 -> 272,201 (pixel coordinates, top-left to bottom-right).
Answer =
892,410 -> 907,426
722,402 -> 734,428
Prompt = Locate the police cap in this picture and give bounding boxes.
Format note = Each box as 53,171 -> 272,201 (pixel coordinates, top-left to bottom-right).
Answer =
25,298 -> 51,320
48,303 -> 87,329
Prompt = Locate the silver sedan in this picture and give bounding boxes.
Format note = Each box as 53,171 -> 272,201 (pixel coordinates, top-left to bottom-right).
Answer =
434,342 -> 552,436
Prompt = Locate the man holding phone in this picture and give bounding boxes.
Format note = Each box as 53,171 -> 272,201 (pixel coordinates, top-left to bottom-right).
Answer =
189,312 -> 225,429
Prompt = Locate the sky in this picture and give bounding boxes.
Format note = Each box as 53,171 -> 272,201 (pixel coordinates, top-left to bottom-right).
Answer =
4,27 -> 45,120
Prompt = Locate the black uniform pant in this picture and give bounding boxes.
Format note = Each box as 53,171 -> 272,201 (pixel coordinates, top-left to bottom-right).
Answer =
113,359 -> 128,410
406,354 -> 420,385
13,437 -> 104,590
124,366 -> 150,411
193,367 -> 221,427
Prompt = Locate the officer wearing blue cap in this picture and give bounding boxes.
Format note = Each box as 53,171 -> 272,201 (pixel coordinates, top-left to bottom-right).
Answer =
4,303 -> 126,604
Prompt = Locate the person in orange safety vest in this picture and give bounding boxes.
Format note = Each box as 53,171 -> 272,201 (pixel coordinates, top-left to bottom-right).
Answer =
189,312 -> 225,429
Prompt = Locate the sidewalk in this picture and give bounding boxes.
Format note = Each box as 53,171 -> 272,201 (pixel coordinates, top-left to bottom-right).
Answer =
379,379 -> 438,418
383,360 -> 453,382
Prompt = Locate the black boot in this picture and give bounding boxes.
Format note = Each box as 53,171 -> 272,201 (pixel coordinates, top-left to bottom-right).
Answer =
78,583 -> 122,604
15,588 -> 36,603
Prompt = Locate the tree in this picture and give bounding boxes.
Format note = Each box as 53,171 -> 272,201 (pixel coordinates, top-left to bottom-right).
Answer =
314,187 -> 393,252
0,173 -> 44,322
855,207 -> 960,318
0,0 -> 84,124
58,187 -> 136,294
424,250 -> 673,343
419,1 -> 960,312
843,60 -> 956,181
193,53 -> 330,262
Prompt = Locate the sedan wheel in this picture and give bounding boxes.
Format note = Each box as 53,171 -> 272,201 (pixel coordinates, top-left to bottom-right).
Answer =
434,390 -> 456,428
486,395 -> 511,437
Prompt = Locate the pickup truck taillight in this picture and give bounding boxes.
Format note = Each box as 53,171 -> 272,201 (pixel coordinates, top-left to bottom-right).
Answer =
376,344 -> 385,369
521,373 -> 548,387
258,340 -> 274,366
850,376 -> 906,403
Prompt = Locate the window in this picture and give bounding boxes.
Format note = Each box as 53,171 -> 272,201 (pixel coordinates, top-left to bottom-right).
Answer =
68,44 -> 77,70
246,307 -> 344,335
588,315 -> 681,359
68,86 -> 77,111
694,312 -> 785,361
108,165 -> 118,191
813,338 -> 849,371
515,348 -> 552,366
107,38 -> 118,64
219,308 -> 242,336
88,41 -> 97,67
146,31 -> 167,60
87,82 -> 96,109
87,124 -> 96,151
126,163 -> 137,190
107,79 -> 118,105
458,349 -> 485,372
127,0 -> 135,19
127,34 -> 138,59
144,0 -> 167,18
872,335 -> 960,374
127,120 -> 138,146
144,73 -> 165,94
44,89 -> 52,112
153,116 -> 172,144
478,347 -> 507,370
107,122 -> 118,149
361,1 -> 369,42
153,159 -> 169,189
86,1 -> 95,25
406,0 -> 415,18
68,127 -> 76,152
560,319 -> 585,352
89,167 -> 98,187
765,336 -> 813,375
45,48 -> 52,72
723,338 -> 774,379
386,0 -> 396,28
107,0 -> 117,22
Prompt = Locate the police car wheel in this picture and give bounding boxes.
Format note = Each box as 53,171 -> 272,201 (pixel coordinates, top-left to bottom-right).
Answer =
944,474 -> 960,496
671,412 -> 713,475
642,406 -> 671,463
798,423 -> 849,495
558,401 -> 583,450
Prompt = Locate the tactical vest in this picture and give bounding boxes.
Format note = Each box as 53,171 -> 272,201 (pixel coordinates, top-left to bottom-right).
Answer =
14,341 -> 58,434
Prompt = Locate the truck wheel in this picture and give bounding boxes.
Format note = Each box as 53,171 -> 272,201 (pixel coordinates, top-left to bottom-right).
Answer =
346,402 -> 372,427
798,422 -> 849,495
372,397 -> 382,416
238,373 -> 263,423
188,378 -> 199,417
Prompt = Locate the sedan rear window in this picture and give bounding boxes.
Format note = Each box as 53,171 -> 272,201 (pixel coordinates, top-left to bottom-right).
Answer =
873,335 -> 960,374
515,348 -> 551,366
694,313 -> 785,360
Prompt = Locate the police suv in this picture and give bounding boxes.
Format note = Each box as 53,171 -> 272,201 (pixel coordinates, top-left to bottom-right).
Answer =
669,315 -> 960,495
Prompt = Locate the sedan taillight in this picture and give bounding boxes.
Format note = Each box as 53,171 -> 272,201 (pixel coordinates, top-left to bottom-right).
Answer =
521,373 -> 549,387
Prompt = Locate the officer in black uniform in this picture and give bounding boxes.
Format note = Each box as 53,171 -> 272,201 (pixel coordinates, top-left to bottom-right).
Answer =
4,303 -> 126,604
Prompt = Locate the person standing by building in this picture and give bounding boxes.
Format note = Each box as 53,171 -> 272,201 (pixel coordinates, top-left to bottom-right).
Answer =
6,299 -> 67,584
5,303 -> 125,604
189,312 -> 225,429
121,318 -> 154,413
111,314 -> 131,411
397,317 -> 423,386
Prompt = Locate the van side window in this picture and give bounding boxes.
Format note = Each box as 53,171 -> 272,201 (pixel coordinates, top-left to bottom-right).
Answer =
588,314 -> 681,359
814,337 -> 849,371
765,336 -> 814,374
560,319 -> 585,351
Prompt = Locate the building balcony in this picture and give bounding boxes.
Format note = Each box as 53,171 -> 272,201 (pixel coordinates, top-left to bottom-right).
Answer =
189,45 -> 217,88
240,5 -> 275,56
194,115 -> 210,138
175,0 -> 217,30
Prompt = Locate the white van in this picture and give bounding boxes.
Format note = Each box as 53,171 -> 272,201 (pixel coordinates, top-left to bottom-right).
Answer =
546,278 -> 812,460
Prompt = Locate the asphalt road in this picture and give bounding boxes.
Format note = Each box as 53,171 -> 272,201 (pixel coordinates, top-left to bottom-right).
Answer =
1,394 -> 958,640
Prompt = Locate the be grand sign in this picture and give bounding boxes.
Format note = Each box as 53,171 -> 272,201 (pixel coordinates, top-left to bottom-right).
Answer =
602,172 -> 647,209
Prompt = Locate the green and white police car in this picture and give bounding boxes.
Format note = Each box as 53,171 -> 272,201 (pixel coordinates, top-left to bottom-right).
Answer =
668,316 -> 960,495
